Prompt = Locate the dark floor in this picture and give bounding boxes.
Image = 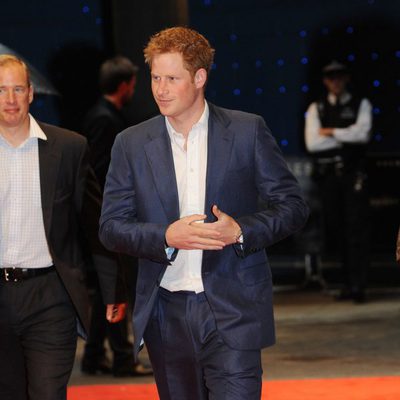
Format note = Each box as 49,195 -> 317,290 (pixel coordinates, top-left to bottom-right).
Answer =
69,285 -> 400,387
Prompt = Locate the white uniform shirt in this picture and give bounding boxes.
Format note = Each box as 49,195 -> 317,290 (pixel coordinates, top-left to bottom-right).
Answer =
305,92 -> 372,153
0,115 -> 53,269
160,102 -> 209,293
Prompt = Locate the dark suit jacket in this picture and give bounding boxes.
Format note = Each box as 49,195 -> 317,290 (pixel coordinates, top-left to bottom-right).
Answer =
82,98 -> 127,189
38,122 -> 124,337
99,104 -> 309,356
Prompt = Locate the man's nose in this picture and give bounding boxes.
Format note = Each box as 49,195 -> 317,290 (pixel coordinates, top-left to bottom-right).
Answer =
6,89 -> 16,103
157,79 -> 168,95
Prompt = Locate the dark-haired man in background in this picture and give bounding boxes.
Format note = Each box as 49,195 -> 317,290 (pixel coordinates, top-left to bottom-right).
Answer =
81,56 -> 152,377
83,56 -> 138,189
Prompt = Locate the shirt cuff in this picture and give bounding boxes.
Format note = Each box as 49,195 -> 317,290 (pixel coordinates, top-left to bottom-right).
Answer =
165,246 -> 176,260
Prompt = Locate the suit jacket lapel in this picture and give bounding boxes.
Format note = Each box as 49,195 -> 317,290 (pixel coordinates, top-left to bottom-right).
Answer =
144,122 -> 180,222
143,107 -> 233,224
204,105 -> 233,221
38,129 -> 61,237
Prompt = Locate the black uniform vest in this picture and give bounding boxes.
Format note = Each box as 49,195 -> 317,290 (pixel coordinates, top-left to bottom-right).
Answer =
318,94 -> 361,128
314,94 -> 367,170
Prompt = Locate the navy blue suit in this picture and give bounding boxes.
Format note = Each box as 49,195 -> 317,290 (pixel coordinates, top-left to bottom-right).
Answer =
99,103 -> 309,397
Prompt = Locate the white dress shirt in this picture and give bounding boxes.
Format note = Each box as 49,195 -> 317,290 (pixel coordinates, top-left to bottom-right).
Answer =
160,102 -> 209,293
305,92 -> 372,153
0,115 -> 53,269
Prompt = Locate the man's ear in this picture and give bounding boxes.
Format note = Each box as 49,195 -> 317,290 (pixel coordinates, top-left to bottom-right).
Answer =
194,69 -> 207,88
28,84 -> 34,104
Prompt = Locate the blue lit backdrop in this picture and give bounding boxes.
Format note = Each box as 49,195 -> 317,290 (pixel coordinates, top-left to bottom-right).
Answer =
0,0 -> 399,155
0,0 -> 105,127
189,0 -> 400,154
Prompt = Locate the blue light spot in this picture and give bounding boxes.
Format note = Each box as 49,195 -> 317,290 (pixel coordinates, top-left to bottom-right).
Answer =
233,88 -> 241,96
211,63 -> 217,70
35,99 -> 44,108
277,58 -> 284,67
374,133 -> 382,142
367,0 -> 375,4
373,107 -> 381,115
347,54 -> 355,62
82,5 -> 90,13
321,27 -> 329,35
371,52 -> 379,60
255,60 -> 262,68
204,0 -> 212,5
373,80 -> 380,87
301,57 -> 308,65
279,85 -> 286,94
255,87 -> 263,95
299,30 -> 307,38
346,26 -> 354,34
396,79 -> 400,86
232,62 -> 239,69
96,17 -> 102,25
301,84 -> 309,93
280,139 -> 289,147
230,34 -> 237,42
395,50 -> 400,58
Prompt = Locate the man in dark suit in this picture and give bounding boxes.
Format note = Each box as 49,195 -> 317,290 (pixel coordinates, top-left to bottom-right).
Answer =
0,54 -> 126,400
81,56 -> 152,377
83,56 -> 138,189
100,27 -> 309,400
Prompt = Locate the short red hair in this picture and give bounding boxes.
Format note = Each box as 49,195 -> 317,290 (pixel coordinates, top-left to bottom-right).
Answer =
144,26 -> 215,80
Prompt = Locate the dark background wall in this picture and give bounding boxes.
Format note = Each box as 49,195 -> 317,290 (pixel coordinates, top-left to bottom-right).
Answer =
110,0 -> 189,124
0,0 -> 189,130
1,0 -> 398,155
188,0 -> 400,155
0,0 -> 106,128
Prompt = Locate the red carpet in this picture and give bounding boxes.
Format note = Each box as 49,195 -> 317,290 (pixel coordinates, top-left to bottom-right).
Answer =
68,376 -> 400,399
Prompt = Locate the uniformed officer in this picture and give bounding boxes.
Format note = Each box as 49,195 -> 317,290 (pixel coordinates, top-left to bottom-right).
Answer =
305,61 -> 372,303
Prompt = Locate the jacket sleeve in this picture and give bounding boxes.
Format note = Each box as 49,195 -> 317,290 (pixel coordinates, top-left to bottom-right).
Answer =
99,133 -> 171,264
235,116 -> 309,257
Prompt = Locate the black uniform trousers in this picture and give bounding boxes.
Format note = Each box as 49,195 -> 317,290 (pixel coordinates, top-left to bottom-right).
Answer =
0,269 -> 77,400
314,163 -> 370,290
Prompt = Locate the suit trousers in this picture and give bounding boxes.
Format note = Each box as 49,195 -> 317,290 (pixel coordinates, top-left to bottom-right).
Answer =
0,269 -> 77,400
84,278 -> 134,370
144,287 -> 263,400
